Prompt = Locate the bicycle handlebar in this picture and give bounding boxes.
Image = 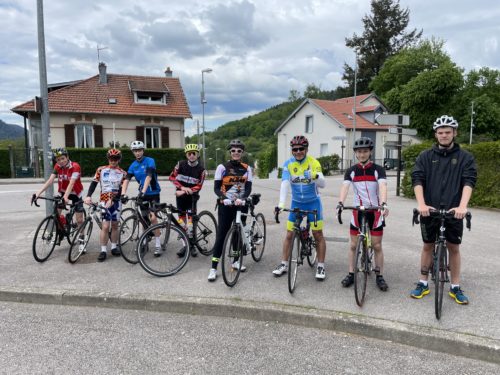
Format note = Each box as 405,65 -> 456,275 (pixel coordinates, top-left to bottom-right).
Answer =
412,208 -> 472,231
337,205 -> 383,225
31,194 -> 82,209
274,207 -> 318,227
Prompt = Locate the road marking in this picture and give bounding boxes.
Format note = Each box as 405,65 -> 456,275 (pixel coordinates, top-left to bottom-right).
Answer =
0,190 -> 35,194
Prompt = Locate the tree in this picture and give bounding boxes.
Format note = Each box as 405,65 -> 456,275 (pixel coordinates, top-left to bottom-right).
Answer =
343,0 -> 422,93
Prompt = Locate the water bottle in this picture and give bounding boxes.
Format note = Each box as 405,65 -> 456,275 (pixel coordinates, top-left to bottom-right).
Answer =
59,214 -> 67,228
300,225 -> 309,240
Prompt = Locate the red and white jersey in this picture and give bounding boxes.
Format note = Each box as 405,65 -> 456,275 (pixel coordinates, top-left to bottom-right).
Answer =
93,165 -> 127,202
343,162 -> 387,207
53,160 -> 83,197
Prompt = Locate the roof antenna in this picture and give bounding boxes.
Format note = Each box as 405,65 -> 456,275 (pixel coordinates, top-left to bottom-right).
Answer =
97,45 -> 108,63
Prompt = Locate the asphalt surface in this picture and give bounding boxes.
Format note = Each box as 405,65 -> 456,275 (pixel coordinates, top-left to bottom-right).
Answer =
1,301 -> 499,375
0,176 -> 499,364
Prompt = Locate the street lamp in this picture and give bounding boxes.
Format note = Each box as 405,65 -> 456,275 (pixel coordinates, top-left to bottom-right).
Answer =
201,68 -> 213,167
215,147 -> 221,166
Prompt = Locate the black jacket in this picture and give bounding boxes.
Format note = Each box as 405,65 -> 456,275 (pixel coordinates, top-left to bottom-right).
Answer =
411,143 -> 477,210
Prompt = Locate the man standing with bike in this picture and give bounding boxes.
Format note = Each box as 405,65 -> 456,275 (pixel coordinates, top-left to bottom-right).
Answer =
169,144 -> 207,258
84,149 -> 127,262
410,115 -> 477,304
273,135 -> 327,280
34,148 -> 84,228
337,137 -> 389,291
208,139 -> 252,281
121,140 -> 162,255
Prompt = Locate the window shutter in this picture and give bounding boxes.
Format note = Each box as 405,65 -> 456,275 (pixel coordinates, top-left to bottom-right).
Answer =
136,126 -> 145,142
64,124 -> 75,147
94,125 -> 103,147
161,127 -> 169,148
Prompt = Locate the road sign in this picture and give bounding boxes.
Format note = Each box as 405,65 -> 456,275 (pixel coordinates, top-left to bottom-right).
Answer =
331,136 -> 347,140
388,127 -> 417,136
375,114 -> 410,126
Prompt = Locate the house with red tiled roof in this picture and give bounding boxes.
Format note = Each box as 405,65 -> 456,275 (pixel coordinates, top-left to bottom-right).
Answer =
11,64 -> 191,150
274,93 -> 419,169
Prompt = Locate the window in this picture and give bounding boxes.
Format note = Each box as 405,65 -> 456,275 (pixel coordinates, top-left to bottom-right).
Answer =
75,124 -> 94,148
145,127 -> 161,148
320,143 -> 328,157
305,115 -> 313,133
135,91 -> 165,104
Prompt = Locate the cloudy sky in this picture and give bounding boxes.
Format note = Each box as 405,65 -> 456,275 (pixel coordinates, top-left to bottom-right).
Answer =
1,0 -> 499,134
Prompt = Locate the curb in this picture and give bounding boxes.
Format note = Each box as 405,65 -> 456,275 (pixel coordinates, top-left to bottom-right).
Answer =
0,286 -> 498,364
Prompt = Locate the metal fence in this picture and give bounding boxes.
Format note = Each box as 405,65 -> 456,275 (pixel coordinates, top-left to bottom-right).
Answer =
7,146 -> 43,178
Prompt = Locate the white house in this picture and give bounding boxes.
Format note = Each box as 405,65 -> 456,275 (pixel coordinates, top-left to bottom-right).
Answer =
11,64 -> 191,150
274,93 -> 419,169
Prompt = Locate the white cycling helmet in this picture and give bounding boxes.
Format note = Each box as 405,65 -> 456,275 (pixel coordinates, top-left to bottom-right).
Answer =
433,115 -> 458,130
130,140 -> 145,150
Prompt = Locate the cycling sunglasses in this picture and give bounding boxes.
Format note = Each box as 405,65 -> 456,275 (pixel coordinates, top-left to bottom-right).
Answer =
230,149 -> 243,154
292,147 -> 305,152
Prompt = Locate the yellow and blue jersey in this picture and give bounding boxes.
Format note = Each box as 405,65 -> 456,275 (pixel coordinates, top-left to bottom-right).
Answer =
282,155 -> 322,203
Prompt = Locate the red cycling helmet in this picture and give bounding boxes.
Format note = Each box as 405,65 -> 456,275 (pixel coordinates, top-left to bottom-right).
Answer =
290,135 -> 309,148
107,148 -> 122,160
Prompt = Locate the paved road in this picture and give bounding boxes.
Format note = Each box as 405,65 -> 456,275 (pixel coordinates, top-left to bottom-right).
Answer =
0,177 -> 499,357
1,301 -> 498,375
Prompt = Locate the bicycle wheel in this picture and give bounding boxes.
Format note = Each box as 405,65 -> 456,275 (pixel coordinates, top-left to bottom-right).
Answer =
435,242 -> 447,320
68,219 -> 93,264
354,236 -> 368,307
120,207 -> 135,221
137,222 -> 190,277
287,232 -> 301,294
66,209 -> 87,244
33,216 -> 58,262
306,237 -> 317,267
119,216 -> 141,264
221,225 -> 243,287
194,211 -> 217,256
250,213 -> 266,262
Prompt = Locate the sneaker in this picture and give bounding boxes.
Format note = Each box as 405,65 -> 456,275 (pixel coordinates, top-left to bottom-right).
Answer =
410,282 -> 430,299
97,251 -> 107,262
111,246 -> 121,256
376,275 -> 389,291
449,286 -> 469,305
176,246 -> 187,258
190,247 -> 198,258
341,273 -> 354,287
315,266 -> 326,280
154,247 -> 162,257
208,268 -> 217,282
272,263 -> 287,277
232,261 -> 247,272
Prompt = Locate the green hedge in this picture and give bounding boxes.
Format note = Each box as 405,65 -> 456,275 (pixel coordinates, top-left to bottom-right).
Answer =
0,149 -> 10,178
402,141 -> 500,208
317,154 -> 340,176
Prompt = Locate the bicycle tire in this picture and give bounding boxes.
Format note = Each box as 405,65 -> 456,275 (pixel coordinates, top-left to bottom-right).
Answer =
68,219 -> 93,264
221,225 -> 243,287
306,237 -> 317,267
194,211 -> 217,256
119,216 -> 141,264
137,222 -> 190,277
287,232 -> 301,294
435,242 -> 446,320
66,209 -> 87,244
120,207 -> 135,221
354,236 -> 368,307
33,216 -> 58,262
250,213 -> 266,262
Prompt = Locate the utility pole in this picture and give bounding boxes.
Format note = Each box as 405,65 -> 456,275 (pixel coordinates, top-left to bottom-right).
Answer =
469,101 -> 475,145
37,0 -> 53,215
352,51 -> 357,166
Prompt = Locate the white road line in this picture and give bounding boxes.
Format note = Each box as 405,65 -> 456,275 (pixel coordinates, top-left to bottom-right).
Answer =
0,190 -> 35,194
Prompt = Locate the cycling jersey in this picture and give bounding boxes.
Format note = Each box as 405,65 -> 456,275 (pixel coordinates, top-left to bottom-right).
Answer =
92,165 -> 127,202
126,157 -> 161,196
343,162 -> 386,207
281,155 -> 323,203
214,160 -> 252,201
169,160 -> 206,194
52,160 -> 83,197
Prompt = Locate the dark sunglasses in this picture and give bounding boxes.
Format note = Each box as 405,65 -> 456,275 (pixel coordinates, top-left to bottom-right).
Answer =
108,156 -> 121,161
186,151 -> 198,156
230,149 -> 243,154
292,147 -> 305,152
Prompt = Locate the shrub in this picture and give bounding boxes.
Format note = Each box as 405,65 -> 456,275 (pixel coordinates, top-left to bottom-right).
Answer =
317,154 -> 340,176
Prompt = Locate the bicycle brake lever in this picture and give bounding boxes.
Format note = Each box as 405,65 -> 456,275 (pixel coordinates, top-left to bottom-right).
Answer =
466,212 -> 472,231
412,208 -> 420,226
274,207 -> 280,224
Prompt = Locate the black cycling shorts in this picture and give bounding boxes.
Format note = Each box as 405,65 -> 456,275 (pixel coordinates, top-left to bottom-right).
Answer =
59,194 -> 84,213
420,216 -> 463,245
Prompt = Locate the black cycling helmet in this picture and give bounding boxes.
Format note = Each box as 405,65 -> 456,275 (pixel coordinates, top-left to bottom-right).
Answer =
227,139 -> 245,150
53,148 -> 68,158
290,135 -> 309,148
353,137 -> 374,150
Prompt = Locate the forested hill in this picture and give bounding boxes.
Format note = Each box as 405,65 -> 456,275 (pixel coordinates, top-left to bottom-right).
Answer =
186,99 -> 301,168
0,119 -> 24,139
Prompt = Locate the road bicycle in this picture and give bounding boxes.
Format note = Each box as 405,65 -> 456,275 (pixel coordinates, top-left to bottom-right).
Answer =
136,202 -> 218,277
338,205 -> 383,307
413,208 -> 472,319
221,194 -> 266,287
275,207 -> 317,293
31,194 -> 85,262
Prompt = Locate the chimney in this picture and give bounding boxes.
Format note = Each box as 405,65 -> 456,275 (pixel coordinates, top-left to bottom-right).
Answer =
99,62 -> 107,84
164,66 -> 173,77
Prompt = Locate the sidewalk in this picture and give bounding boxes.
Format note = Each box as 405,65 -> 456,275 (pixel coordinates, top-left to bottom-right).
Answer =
1,177 -> 499,364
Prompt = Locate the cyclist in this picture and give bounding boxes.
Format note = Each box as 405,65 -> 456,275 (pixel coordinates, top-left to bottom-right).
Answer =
34,148 -> 84,228
120,140 -> 162,255
410,115 -> 477,304
169,143 -> 207,257
273,135 -> 327,280
84,149 -> 127,262
336,137 -> 389,291
208,139 -> 252,281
